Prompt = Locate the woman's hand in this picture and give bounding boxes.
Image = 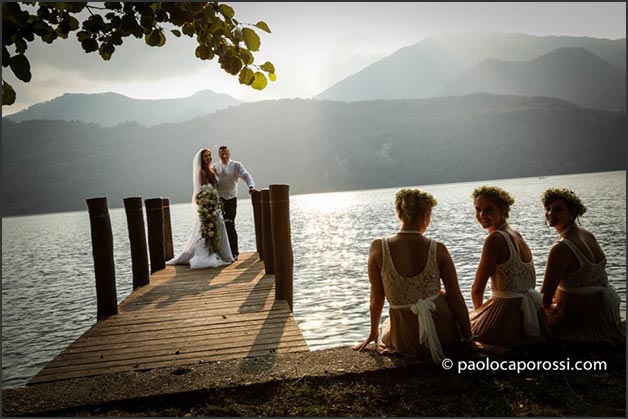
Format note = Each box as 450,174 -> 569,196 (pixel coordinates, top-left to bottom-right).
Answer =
352,333 -> 378,352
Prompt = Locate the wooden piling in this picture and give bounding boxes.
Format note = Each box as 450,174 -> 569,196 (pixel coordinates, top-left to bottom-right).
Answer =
270,184 -> 293,311
251,190 -> 264,260
86,197 -> 118,319
261,188 -> 274,274
162,198 -> 174,261
123,197 -> 150,290
145,198 -> 165,274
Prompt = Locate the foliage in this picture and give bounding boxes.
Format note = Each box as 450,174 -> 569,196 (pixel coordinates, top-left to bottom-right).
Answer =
2,2 -> 276,105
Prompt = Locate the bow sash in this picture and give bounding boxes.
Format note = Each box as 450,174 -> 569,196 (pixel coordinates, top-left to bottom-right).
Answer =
389,293 -> 444,363
491,288 -> 543,336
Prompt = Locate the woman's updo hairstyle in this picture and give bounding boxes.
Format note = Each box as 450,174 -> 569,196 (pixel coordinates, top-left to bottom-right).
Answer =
471,185 -> 515,218
541,188 -> 587,218
395,188 -> 437,223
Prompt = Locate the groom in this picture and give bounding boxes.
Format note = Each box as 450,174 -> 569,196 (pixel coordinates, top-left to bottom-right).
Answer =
213,146 -> 257,260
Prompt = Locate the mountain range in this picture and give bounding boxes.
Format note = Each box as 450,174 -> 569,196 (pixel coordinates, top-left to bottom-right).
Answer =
439,47 -> 625,110
3,32 -> 626,128
2,94 -> 625,216
4,89 -> 243,127
315,32 -> 626,109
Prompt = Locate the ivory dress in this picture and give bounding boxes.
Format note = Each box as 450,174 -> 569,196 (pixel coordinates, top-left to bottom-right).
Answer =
546,238 -> 624,344
377,237 -> 461,362
469,230 -> 547,345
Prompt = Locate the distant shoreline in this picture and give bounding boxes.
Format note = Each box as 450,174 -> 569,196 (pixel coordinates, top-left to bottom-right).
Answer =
3,169 -> 625,218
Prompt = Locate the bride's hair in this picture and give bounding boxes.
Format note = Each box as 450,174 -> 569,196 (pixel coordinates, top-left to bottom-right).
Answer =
199,148 -> 217,185
395,188 -> 437,223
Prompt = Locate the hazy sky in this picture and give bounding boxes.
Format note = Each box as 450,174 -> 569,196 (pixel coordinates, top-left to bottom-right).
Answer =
2,2 -> 626,114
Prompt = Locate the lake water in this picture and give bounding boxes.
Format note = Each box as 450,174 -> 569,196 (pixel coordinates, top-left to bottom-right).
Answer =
2,171 -> 626,388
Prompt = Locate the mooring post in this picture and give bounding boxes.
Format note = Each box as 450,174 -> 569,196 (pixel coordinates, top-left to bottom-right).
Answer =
251,190 -> 264,260
162,198 -> 174,261
145,198 -> 165,274
270,184 -> 294,311
123,197 -> 150,290
86,197 -> 118,320
261,188 -> 274,274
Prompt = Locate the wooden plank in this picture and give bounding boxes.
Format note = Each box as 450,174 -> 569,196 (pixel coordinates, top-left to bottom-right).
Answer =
59,321 -> 304,353
30,344 -> 309,384
30,252 -> 308,385
47,329 -> 308,368
81,306 -> 294,336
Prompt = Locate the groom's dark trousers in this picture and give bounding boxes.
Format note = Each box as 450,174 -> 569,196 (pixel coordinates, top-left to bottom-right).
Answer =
222,197 -> 238,258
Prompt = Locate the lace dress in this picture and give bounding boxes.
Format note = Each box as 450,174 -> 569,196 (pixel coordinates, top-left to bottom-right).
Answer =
378,238 -> 461,362
469,230 -> 547,345
546,239 -> 624,344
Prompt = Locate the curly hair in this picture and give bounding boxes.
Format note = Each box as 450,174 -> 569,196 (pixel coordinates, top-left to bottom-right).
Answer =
541,188 -> 587,217
395,188 -> 437,223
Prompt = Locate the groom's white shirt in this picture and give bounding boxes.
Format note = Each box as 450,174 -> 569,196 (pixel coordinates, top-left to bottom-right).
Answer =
212,159 -> 255,200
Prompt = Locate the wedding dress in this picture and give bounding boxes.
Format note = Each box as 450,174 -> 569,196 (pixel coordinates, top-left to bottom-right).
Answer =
166,149 -> 234,269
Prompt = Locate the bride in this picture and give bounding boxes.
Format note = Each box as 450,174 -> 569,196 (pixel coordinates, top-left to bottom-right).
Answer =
166,148 -> 234,268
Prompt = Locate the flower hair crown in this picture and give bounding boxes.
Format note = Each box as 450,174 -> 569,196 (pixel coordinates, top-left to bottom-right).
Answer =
541,188 -> 587,216
471,185 -> 515,206
395,188 -> 438,215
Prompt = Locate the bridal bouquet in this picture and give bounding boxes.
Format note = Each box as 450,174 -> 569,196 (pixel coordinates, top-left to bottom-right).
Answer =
195,184 -> 222,253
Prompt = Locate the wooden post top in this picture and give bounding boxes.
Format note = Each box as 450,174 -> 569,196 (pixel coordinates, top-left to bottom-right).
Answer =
86,197 -> 108,215
145,198 -> 163,210
123,197 -> 143,209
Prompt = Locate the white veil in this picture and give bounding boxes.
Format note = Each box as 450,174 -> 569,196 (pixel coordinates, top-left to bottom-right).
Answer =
166,149 -> 233,267
166,149 -> 206,265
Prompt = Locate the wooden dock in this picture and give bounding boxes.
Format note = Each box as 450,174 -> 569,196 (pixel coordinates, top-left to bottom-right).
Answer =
29,252 -> 308,385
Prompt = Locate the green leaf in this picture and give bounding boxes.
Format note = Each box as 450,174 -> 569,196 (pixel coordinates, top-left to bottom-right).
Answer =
269,72 -> 277,82
99,42 -> 115,60
182,22 -> 195,36
68,16 -> 79,31
81,38 -> 98,53
76,30 -> 91,42
2,80 -> 16,105
238,67 -> 255,85
260,61 -> 275,73
170,29 -> 181,37
254,21 -> 271,33
65,2 -> 87,13
251,71 -> 267,90
9,54 -> 31,82
241,27 -> 260,52
54,26 -> 67,40
228,55 -> 242,75
195,44 -> 210,60
14,38 -> 27,54
145,29 -> 165,47
239,48 -> 254,65
219,4 -> 235,18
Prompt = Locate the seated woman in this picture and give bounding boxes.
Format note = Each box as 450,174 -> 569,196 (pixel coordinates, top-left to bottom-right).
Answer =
469,186 -> 547,346
540,188 -> 624,344
352,188 -> 474,363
